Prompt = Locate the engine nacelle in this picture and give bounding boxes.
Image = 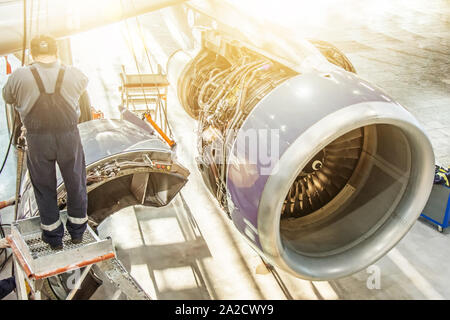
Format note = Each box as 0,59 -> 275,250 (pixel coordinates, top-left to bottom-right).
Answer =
168,39 -> 434,280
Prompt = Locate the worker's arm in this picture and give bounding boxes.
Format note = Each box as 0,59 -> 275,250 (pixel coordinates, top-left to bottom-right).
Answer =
79,90 -> 91,108
2,73 -> 16,105
78,90 -> 92,122
0,238 -> 9,249
70,66 -> 89,96
67,66 -> 89,120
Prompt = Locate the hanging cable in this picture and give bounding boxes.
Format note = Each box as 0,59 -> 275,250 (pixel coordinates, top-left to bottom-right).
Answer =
15,0 -> 31,219
36,0 -> 41,35
134,16 -> 174,137
120,0 -> 150,112
119,0 -> 175,147
122,21 -> 150,112
0,114 -> 16,176
1,0 -> 27,176
45,0 -> 49,34
131,0 -> 174,138
14,129 -> 26,221
21,0 -> 27,65
28,0 -> 34,44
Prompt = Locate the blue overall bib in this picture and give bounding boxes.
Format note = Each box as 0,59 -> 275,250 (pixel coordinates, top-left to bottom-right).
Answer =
24,65 -> 88,247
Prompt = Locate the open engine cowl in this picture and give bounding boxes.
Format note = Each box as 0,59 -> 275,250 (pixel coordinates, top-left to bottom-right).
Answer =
17,119 -> 189,225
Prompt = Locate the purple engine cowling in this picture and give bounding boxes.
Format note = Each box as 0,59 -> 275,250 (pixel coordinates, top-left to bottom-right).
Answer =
169,48 -> 434,280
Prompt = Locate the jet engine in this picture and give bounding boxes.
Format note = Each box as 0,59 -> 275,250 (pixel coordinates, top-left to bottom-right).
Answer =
168,33 -> 435,280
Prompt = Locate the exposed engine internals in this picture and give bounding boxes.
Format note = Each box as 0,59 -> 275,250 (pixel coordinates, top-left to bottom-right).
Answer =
178,45 -> 297,210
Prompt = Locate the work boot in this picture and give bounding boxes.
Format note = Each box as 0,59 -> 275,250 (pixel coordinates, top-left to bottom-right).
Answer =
41,233 -> 63,251
71,235 -> 83,245
66,219 -> 87,245
41,222 -> 64,250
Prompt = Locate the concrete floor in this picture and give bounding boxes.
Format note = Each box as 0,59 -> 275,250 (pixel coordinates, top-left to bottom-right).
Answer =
0,0 -> 449,300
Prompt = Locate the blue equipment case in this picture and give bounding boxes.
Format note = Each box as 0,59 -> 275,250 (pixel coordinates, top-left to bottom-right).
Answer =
421,184 -> 450,232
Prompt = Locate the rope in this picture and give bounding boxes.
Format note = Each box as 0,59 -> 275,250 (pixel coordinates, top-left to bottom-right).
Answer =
119,0 -> 175,146
21,0 -> 27,65
28,0 -> 33,44
14,133 -> 26,221
120,0 -> 150,112
45,0 -> 49,34
36,0 -> 40,35
14,0 -> 34,219
8,0 -> 31,278
131,0 -> 174,137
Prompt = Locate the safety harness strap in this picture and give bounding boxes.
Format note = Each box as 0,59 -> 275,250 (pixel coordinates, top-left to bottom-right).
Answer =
30,65 -> 66,94
55,66 -> 66,93
30,66 -> 46,94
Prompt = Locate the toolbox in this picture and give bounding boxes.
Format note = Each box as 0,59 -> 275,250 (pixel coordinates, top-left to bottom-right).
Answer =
421,184 -> 450,232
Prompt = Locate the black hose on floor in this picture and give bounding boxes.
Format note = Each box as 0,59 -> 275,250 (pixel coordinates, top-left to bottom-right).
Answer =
0,115 -> 16,176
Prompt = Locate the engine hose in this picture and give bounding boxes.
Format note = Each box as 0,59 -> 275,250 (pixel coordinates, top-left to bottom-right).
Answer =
219,62 -> 271,182
201,62 -> 249,107
202,61 -> 268,188
198,60 -> 261,114
199,64 -> 239,110
223,61 -> 268,135
0,113 -> 16,175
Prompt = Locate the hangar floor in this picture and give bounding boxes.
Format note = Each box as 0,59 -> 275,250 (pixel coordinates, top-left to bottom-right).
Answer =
0,0 -> 449,299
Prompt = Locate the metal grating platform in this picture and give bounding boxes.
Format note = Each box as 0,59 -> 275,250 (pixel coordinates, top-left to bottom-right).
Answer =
8,215 -> 149,299
7,215 -> 115,280
24,230 -> 97,259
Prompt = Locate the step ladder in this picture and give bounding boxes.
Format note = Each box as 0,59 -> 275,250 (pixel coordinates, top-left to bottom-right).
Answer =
119,65 -> 175,148
7,215 -> 150,300
119,64 -> 169,115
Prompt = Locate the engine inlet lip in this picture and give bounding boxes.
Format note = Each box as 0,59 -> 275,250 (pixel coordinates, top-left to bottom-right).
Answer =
257,101 -> 434,280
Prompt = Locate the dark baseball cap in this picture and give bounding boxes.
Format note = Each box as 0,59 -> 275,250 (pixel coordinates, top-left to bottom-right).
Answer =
30,35 -> 57,57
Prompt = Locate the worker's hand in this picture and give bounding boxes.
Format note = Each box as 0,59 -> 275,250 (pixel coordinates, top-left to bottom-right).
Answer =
0,238 -> 10,249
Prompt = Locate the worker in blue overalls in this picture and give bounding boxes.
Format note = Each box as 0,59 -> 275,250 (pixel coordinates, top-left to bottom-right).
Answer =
2,35 -> 89,250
